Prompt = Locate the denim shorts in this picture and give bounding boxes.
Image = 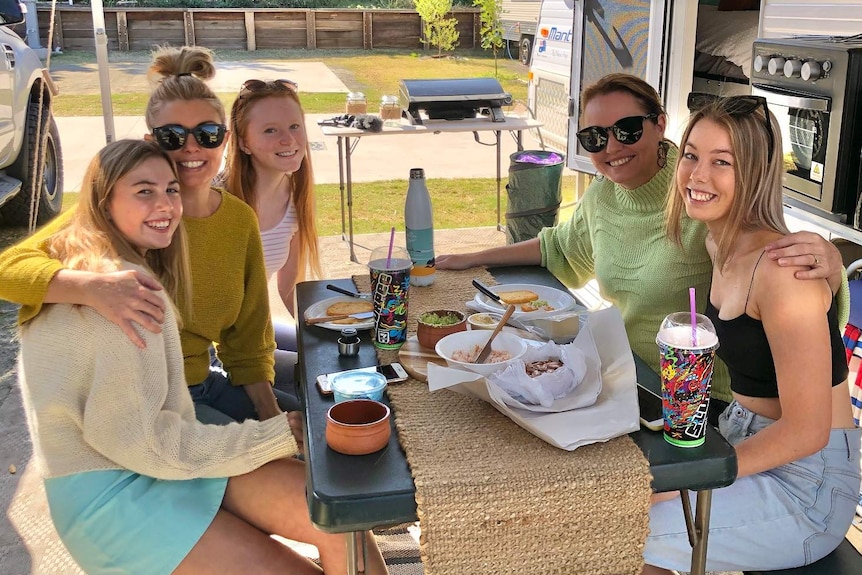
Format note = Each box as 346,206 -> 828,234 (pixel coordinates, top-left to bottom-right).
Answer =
643,401 -> 862,572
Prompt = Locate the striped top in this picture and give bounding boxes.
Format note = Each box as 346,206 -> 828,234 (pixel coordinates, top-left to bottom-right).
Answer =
261,200 -> 299,278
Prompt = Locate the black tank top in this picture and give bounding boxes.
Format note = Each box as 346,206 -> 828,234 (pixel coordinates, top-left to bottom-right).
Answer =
705,298 -> 847,398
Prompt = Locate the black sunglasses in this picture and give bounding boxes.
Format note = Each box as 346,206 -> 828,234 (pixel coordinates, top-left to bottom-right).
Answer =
239,78 -> 298,98
576,113 -> 658,153
151,123 -> 227,151
687,93 -> 774,163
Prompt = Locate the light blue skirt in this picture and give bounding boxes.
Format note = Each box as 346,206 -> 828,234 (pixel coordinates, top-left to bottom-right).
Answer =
45,470 -> 228,575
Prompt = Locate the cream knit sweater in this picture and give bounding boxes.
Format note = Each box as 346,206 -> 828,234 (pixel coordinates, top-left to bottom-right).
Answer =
18,265 -> 296,480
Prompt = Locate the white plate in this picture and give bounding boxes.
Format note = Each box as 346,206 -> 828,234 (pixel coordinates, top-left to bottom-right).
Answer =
474,283 -> 576,319
304,296 -> 374,331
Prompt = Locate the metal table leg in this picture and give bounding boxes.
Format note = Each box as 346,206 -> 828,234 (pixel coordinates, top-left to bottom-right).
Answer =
344,136 -> 357,263
346,531 -> 368,575
680,489 -> 713,575
337,136 -> 346,241
495,130 -> 503,231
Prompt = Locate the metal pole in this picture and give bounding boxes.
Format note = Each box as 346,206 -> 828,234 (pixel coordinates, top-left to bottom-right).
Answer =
21,0 -> 45,53
90,0 -> 116,144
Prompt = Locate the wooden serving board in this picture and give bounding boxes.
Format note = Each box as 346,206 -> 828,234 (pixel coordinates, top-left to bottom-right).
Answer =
397,336 -> 447,382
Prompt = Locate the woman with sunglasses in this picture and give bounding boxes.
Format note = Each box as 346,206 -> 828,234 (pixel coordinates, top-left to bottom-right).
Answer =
437,73 -> 846,413
0,45 -> 299,425
19,138 -> 386,575
219,77 -> 321,374
643,89 -> 860,575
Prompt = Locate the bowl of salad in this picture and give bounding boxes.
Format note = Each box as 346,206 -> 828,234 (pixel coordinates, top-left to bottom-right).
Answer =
416,309 -> 467,349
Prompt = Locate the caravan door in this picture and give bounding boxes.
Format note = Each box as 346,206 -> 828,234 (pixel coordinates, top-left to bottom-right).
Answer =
567,0 -> 669,174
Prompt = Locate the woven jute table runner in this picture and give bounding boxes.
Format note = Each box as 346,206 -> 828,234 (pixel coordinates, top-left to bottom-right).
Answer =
354,269 -> 652,575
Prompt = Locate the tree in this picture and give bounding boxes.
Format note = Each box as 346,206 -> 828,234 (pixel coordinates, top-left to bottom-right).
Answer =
473,0 -> 503,75
413,0 -> 460,57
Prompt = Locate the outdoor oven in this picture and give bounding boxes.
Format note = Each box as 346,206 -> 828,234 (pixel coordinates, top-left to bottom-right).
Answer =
750,37 -> 862,231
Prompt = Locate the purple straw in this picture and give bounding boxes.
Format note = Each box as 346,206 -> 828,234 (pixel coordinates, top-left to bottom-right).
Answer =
689,287 -> 697,347
386,226 -> 395,267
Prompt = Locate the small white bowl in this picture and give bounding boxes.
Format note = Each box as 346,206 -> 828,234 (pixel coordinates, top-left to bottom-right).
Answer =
467,312 -> 503,330
435,330 -> 528,378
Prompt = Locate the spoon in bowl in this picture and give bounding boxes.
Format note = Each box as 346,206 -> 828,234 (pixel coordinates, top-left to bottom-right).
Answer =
474,304 -> 517,364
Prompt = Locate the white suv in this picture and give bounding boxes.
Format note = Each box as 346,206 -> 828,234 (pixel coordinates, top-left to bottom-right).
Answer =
0,1 -> 63,226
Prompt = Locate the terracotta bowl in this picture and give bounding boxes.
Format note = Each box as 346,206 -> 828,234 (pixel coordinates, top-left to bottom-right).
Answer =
325,399 -> 391,456
416,309 -> 468,349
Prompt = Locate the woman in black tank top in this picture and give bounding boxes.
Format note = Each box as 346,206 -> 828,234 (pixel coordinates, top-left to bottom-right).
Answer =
642,96 -> 861,573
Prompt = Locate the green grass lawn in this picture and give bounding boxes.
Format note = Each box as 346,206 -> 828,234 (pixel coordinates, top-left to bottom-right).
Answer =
49,49 -> 529,117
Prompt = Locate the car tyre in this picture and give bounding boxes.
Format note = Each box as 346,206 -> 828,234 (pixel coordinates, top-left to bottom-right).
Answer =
520,36 -> 533,66
1,99 -> 64,226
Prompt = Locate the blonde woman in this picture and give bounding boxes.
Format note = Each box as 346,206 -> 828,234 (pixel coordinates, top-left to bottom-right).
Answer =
20,139 -> 385,575
644,96 -> 860,573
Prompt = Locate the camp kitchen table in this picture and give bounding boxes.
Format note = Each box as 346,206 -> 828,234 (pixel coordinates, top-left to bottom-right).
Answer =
297,266 -> 738,575
318,115 -> 543,263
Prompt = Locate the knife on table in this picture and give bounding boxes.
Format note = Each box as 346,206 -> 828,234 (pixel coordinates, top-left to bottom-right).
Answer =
472,279 -> 506,307
475,304 -> 517,364
326,284 -> 370,299
306,311 -> 375,325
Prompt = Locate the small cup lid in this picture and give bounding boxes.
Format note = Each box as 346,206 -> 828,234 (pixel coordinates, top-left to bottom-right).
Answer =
330,371 -> 387,396
340,327 -> 359,338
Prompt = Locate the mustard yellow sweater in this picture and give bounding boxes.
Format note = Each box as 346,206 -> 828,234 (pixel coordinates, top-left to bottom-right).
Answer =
0,190 -> 275,387
18,264 -> 295,480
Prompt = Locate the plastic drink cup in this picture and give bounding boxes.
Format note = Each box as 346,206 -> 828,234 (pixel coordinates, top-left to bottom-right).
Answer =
656,312 -> 719,448
368,246 -> 411,349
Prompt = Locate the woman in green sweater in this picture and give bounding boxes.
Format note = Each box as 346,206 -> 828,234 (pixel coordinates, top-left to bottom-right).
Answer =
0,46 -> 296,424
437,73 -> 845,410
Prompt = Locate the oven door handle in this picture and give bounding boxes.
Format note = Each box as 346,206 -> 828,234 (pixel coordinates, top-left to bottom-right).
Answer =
751,86 -> 829,112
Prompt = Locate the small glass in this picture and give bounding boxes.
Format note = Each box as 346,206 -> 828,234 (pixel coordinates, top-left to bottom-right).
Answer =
346,92 -> 367,115
379,94 -> 402,127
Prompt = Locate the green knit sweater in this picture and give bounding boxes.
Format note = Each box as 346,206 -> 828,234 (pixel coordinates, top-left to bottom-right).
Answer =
0,190 -> 275,388
539,148 -> 734,402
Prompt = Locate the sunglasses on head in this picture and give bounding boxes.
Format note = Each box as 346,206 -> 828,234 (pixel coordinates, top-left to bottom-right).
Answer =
576,113 -> 658,153
687,93 -> 774,163
151,123 -> 227,151
239,78 -> 299,98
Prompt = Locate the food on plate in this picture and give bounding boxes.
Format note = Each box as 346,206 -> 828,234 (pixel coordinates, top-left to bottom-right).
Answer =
325,300 -> 373,324
525,359 -> 563,378
452,345 -> 512,364
519,299 -> 555,313
469,313 -> 498,326
497,289 -> 540,305
419,311 -> 463,326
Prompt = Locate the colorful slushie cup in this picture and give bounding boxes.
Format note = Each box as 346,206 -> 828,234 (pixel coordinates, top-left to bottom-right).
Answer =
656,312 -> 719,448
369,246 -> 411,350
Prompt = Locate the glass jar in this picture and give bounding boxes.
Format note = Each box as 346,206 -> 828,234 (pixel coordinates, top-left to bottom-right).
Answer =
379,94 -> 402,126
346,92 -> 367,115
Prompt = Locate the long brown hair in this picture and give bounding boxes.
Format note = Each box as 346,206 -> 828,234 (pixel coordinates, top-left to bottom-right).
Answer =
666,99 -> 786,269
46,140 -> 192,320
580,73 -> 666,122
223,81 -> 321,279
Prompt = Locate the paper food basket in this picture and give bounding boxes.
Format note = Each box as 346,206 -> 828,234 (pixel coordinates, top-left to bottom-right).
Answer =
427,307 -> 639,450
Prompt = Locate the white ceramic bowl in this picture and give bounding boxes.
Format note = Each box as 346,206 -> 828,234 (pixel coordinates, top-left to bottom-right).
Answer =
467,312 -> 503,331
435,330 -> 528,378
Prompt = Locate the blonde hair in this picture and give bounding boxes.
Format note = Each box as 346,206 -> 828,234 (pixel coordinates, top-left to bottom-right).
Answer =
223,81 -> 321,279
46,140 -> 193,321
666,99 -> 787,269
145,45 -> 225,130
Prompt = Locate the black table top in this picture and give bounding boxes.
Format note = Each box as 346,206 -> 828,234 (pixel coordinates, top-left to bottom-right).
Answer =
298,267 -> 737,533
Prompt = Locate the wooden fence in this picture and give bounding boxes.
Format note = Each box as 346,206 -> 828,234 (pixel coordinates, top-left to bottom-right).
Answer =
35,5 -> 482,52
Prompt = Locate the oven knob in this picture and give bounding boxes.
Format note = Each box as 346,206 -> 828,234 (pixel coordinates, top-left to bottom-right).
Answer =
768,57 -> 786,75
784,59 -> 803,78
801,60 -> 823,81
753,54 -> 768,73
